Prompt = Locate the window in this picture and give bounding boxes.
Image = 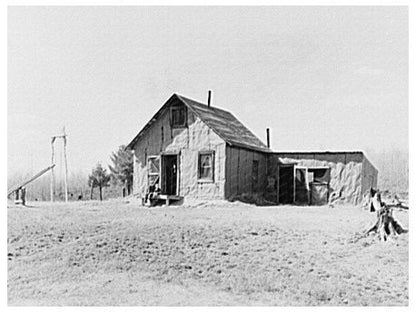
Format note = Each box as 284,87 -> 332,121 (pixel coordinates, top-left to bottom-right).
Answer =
198,151 -> 214,182
147,156 -> 160,187
171,106 -> 187,128
308,168 -> 330,183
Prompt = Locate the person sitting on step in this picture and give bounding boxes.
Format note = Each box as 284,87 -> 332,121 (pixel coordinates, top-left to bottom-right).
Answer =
145,177 -> 161,206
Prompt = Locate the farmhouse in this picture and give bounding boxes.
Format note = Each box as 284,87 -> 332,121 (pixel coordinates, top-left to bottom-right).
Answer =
126,93 -> 377,205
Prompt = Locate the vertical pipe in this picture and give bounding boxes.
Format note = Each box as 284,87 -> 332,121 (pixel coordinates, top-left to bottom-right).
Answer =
266,128 -> 270,148
207,90 -> 211,108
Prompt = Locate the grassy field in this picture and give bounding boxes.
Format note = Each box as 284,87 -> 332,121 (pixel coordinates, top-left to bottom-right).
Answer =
7,199 -> 409,306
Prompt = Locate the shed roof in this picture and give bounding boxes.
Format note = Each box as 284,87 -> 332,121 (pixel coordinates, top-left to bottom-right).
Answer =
273,150 -> 365,155
274,150 -> 378,172
127,93 -> 272,153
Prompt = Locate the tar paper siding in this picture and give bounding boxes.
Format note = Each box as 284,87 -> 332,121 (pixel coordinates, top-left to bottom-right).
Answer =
361,155 -> 378,194
132,102 -> 226,199
274,152 -> 376,205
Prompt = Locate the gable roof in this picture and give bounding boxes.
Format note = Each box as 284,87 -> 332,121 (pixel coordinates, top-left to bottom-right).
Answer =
126,93 -> 272,153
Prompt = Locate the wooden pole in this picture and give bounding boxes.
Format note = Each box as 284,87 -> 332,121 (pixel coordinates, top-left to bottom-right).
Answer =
8,164 -> 55,197
50,137 -> 55,202
63,127 -> 68,203
50,127 -> 69,202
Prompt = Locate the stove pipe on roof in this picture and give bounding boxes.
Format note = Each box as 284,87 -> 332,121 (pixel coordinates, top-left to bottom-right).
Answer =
266,128 -> 270,148
207,90 -> 211,108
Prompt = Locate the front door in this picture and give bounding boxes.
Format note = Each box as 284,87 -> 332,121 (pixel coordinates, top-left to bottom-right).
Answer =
162,155 -> 178,195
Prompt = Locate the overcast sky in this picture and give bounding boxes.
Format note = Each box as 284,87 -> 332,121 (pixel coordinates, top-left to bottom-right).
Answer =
8,6 -> 408,176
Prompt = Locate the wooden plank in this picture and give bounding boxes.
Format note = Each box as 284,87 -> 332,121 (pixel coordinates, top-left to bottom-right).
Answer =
247,151 -> 254,194
346,152 -> 363,163
237,148 -> 242,195
229,147 -> 238,197
293,166 -> 296,203
238,148 -> 245,194
255,152 -> 265,193
276,165 -> 280,204
224,145 -> 231,199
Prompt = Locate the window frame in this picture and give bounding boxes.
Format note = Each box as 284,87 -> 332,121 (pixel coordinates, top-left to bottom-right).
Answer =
170,105 -> 187,128
308,167 -> 330,184
197,151 -> 215,183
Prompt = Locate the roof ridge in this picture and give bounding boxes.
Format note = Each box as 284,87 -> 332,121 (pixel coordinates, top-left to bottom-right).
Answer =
175,93 -> 233,115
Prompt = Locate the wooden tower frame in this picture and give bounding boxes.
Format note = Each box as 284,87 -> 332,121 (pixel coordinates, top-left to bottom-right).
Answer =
50,127 -> 68,202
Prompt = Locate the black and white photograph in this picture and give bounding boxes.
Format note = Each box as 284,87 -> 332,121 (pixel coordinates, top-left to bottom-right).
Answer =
6,3 -> 411,307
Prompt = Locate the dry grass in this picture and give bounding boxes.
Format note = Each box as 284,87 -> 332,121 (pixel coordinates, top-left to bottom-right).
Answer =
8,199 -> 408,306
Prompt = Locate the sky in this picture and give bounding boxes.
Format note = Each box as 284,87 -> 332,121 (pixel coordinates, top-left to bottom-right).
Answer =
7,6 -> 408,177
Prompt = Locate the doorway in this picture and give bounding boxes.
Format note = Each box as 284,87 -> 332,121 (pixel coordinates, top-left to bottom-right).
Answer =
278,165 -> 294,204
294,167 -> 309,204
162,155 -> 178,195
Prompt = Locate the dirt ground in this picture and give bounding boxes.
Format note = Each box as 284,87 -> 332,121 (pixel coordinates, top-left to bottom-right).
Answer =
7,199 -> 409,306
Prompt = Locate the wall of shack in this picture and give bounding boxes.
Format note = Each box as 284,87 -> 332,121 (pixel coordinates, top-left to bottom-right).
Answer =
224,145 -> 268,199
361,155 -> 378,194
132,103 -> 226,200
273,152 -> 365,205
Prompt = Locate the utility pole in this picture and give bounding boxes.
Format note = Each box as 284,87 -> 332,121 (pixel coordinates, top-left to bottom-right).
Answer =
50,127 -> 69,202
